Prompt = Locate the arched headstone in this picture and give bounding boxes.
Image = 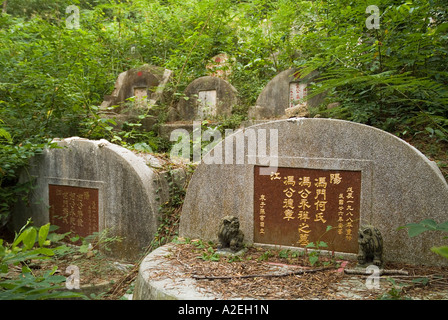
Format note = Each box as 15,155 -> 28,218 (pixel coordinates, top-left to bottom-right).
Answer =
206,53 -> 233,79
248,69 -> 325,119
101,64 -> 172,111
100,65 -> 172,130
13,137 -> 187,261
173,76 -> 238,121
179,118 -> 448,266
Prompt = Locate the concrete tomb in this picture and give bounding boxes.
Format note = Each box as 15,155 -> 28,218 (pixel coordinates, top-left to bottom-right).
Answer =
171,76 -> 238,121
13,137 -> 188,261
179,118 -> 448,266
205,53 -> 233,80
100,64 -> 172,129
248,69 -> 325,120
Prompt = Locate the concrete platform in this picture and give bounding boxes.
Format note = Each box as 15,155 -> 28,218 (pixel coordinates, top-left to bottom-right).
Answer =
133,243 -> 448,300
133,243 -> 221,300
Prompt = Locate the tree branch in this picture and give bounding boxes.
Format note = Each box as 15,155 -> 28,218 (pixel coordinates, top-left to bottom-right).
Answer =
192,266 -> 334,280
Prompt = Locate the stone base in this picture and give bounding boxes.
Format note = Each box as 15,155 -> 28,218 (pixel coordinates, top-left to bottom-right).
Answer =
133,243 -> 220,300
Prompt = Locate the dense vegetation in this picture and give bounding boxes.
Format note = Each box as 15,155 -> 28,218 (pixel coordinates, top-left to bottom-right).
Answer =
1,0 -> 447,225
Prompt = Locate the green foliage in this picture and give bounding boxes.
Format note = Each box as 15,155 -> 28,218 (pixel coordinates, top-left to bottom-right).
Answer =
72,229 -> 123,255
0,220 -> 85,300
398,219 -> 448,237
293,0 -> 448,138
0,139 -> 58,224
305,241 -> 329,266
398,219 -> 448,260
1,0 -> 446,143
148,166 -> 189,251
278,249 -> 301,260
0,0 -> 446,237
198,246 -> 221,262
257,250 -> 273,261
378,277 -> 411,300
431,246 -> 448,259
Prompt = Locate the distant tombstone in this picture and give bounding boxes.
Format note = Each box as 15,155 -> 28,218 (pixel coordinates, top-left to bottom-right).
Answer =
179,118 -> 448,266
101,65 -> 172,111
13,137 -> 188,261
133,87 -> 149,109
100,65 -> 172,128
248,69 -> 325,119
289,82 -> 308,109
206,53 -> 232,79
172,76 -> 238,121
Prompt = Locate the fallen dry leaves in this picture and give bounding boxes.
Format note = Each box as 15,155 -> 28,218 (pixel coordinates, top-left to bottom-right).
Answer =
154,242 -> 447,300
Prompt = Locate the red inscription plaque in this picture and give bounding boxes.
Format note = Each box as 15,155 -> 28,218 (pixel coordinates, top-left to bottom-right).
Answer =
49,185 -> 99,238
254,166 -> 361,254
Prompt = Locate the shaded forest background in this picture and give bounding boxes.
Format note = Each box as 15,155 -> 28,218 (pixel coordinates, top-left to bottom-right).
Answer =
1,0 -> 447,223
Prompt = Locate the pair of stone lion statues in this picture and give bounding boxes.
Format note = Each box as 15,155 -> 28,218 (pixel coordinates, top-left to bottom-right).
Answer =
217,216 -> 383,267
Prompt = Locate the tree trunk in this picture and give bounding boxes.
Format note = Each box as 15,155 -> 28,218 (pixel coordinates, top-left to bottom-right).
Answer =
2,1 -> 7,14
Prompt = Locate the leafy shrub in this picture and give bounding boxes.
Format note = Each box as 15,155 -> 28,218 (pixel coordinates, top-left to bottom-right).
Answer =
398,219 -> 448,260
0,220 -> 85,300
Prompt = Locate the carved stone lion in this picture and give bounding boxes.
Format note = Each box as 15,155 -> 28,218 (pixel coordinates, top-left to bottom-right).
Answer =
357,225 -> 384,267
217,216 -> 244,252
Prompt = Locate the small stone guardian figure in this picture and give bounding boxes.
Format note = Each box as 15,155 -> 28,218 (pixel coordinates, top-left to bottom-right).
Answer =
357,225 -> 384,268
217,215 -> 244,253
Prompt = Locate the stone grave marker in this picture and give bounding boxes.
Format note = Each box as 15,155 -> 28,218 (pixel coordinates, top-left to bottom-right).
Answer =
171,76 -> 238,121
206,53 -> 233,79
100,64 -> 172,129
13,137 -> 188,261
289,82 -> 308,109
133,87 -> 149,109
248,69 -> 325,119
179,118 -> 448,266
101,64 -> 172,110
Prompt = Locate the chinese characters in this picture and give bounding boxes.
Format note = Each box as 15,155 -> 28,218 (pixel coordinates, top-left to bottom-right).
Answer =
289,82 -> 308,108
49,185 -> 99,239
254,167 -> 361,254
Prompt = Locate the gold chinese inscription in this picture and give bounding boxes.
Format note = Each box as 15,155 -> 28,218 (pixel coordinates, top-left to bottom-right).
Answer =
49,185 -> 99,239
254,167 -> 361,254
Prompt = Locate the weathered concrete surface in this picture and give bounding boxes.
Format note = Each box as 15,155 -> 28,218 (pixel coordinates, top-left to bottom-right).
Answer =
133,243 -> 219,300
12,137 -> 188,261
179,118 -> 448,266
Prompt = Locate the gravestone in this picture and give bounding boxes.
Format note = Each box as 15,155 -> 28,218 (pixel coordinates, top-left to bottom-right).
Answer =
100,64 -> 172,129
179,118 -> 448,266
171,76 -> 238,121
13,137 -> 188,261
248,69 -> 325,119
206,53 -> 233,79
